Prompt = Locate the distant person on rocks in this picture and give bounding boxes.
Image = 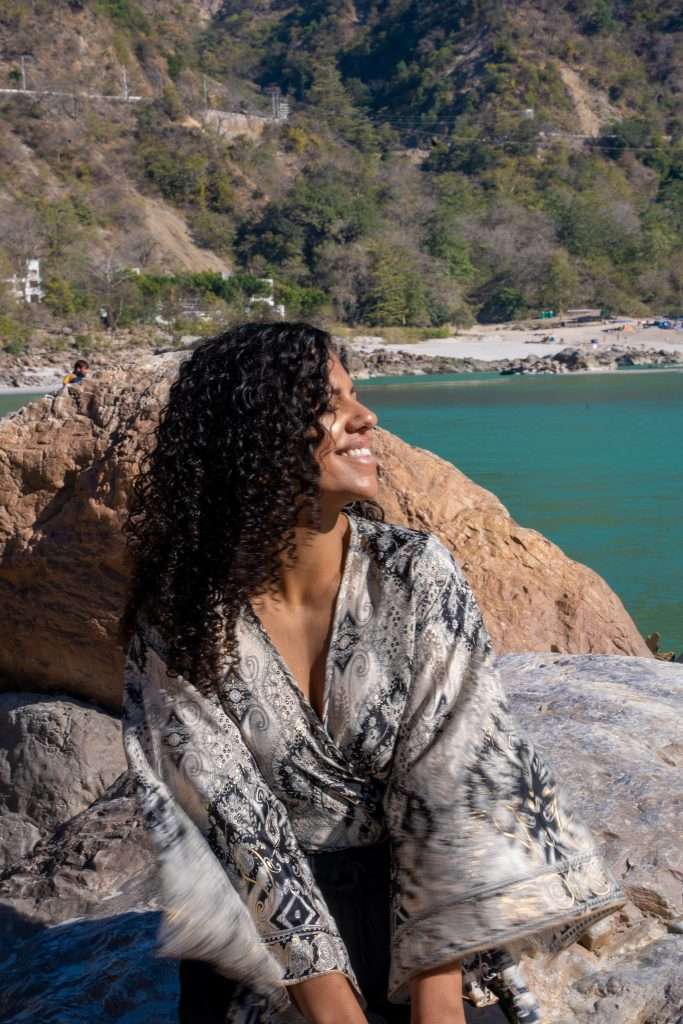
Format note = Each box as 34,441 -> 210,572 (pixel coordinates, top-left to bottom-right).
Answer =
62,359 -> 89,386
99,307 -> 111,331
120,322 -> 624,1024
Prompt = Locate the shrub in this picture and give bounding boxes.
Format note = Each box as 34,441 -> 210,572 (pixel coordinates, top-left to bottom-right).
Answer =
74,333 -> 95,355
0,313 -> 29,353
44,278 -> 88,317
94,0 -> 150,34
275,282 -> 327,318
477,288 -> 528,323
189,210 -> 235,254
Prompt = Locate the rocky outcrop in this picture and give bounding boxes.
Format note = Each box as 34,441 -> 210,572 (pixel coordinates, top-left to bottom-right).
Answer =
503,654 -> 683,925
0,364 -> 650,710
341,344 -> 499,378
500,345 -> 683,376
506,653 -> 683,1024
0,371 -> 159,707
0,773 -> 153,930
0,694 -> 126,870
0,654 -> 680,1023
5,337 -> 682,390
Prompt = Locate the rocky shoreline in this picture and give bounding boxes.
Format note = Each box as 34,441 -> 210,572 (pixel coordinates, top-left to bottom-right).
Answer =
2,331 -> 683,392
343,343 -> 683,378
498,345 -> 683,376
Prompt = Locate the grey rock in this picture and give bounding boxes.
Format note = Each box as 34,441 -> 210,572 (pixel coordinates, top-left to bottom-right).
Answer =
0,693 -> 127,870
0,773 -> 156,930
0,813 -> 42,872
498,653 -> 683,1023
498,654 -> 683,923
0,654 -> 681,1023
564,937 -> 683,1023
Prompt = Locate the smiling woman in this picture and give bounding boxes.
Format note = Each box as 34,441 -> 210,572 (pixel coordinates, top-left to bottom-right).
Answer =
120,322 -> 624,1024
316,357 -> 379,505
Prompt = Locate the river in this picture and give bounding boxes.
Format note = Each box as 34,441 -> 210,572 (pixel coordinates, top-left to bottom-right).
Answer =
358,369 -> 683,653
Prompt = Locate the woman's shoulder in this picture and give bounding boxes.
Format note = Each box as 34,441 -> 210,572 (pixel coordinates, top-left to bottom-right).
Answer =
352,513 -> 465,588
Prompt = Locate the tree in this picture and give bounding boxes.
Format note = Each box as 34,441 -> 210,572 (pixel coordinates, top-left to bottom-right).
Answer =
44,277 -> 87,317
364,245 -> 430,326
538,251 -> 581,311
477,287 -> 527,323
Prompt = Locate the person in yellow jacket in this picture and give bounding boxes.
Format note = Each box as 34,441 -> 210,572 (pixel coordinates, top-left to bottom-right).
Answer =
63,359 -> 89,386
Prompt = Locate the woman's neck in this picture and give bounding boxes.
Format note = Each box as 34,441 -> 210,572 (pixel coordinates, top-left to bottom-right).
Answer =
276,509 -> 350,608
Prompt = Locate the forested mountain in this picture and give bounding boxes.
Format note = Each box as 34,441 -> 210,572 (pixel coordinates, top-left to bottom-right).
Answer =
1,0 -> 683,340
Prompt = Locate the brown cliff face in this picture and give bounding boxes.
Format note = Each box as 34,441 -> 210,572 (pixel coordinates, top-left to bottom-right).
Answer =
0,366 -> 651,709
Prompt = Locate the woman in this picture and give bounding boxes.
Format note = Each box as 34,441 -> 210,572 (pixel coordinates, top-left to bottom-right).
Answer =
121,322 -> 624,1024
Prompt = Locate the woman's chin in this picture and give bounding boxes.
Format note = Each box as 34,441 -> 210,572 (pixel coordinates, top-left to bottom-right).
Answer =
319,482 -> 379,510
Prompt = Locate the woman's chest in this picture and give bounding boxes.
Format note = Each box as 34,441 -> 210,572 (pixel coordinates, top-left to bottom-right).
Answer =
230,591 -> 416,783
250,598 -> 339,723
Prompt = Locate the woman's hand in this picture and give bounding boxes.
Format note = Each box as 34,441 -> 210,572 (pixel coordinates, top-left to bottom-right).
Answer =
288,971 -> 367,1024
410,961 -> 466,1024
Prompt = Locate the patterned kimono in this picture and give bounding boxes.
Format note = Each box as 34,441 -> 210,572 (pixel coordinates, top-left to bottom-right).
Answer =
122,513 -> 624,1022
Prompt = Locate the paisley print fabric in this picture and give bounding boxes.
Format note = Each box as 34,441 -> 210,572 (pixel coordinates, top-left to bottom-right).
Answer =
122,513 -> 625,1022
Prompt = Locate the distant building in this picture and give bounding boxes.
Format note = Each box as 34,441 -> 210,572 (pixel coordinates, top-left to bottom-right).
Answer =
247,277 -> 285,318
5,258 -> 44,304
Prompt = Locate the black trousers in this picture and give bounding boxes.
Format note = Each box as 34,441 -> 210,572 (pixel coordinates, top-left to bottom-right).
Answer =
178,843 -> 510,1023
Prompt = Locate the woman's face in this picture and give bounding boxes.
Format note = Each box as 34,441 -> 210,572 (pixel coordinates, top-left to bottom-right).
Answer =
315,354 -> 379,508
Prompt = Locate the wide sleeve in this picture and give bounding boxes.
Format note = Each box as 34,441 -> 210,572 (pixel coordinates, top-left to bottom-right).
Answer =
122,622 -> 361,1016
383,538 -> 625,1003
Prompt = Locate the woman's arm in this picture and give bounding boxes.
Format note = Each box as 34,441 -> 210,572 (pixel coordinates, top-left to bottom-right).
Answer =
289,972 -> 367,1024
287,956 -> 467,1023
383,536 -> 624,1008
122,622 -> 362,1014
410,963 -> 465,1024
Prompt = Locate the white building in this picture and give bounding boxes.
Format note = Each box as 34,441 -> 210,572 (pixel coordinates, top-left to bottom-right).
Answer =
247,277 -> 285,318
6,258 -> 44,304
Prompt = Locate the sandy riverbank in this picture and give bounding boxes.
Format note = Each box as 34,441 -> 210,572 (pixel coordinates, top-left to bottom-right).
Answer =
356,320 -> 683,362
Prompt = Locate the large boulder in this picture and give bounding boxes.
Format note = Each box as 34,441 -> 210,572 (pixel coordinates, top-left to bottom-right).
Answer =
503,654 -> 683,1023
0,693 -> 126,870
0,362 -> 650,710
0,773 -> 154,931
502,653 -> 683,925
0,654 -> 680,1024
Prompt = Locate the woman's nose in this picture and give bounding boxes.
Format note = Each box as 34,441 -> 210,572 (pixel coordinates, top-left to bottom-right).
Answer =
354,402 -> 378,430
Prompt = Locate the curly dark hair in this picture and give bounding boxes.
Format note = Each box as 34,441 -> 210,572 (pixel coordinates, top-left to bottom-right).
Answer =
121,321 -> 382,693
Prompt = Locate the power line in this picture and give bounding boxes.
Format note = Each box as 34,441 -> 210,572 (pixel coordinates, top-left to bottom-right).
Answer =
0,55 -> 677,156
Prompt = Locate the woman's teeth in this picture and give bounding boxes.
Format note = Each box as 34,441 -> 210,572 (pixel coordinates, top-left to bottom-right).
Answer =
339,447 -> 372,458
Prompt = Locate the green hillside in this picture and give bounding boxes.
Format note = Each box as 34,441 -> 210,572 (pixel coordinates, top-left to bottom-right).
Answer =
1,0 -> 682,341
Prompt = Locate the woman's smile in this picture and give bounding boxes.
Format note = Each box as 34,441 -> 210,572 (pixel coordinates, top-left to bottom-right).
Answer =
316,353 -> 379,504
333,443 -> 377,464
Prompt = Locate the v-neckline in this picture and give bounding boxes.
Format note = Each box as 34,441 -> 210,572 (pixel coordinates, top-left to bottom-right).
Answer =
245,513 -> 358,736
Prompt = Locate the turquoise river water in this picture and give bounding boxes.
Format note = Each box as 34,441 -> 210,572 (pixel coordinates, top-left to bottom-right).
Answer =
358,369 -> 683,654
3,370 -> 682,652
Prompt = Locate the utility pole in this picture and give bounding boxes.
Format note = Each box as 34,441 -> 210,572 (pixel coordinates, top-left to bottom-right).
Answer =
21,54 -> 29,91
122,66 -> 128,101
203,75 -> 208,109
